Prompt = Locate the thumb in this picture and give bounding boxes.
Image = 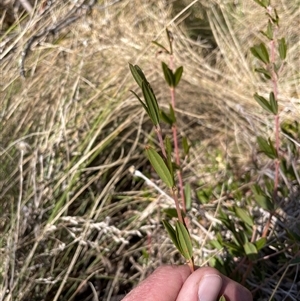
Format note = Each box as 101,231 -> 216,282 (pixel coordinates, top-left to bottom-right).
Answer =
176,267 -> 253,301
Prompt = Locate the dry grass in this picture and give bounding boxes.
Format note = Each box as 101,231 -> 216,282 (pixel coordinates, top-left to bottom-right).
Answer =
0,0 -> 299,300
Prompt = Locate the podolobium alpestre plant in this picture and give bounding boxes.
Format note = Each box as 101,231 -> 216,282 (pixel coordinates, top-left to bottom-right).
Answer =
129,29 -> 195,273
250,0 -> 287,236
209,1 -> 299,299
129,30 -> 229,301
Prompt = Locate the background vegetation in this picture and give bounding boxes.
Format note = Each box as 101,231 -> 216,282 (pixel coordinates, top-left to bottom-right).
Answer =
0,0 -> 299,300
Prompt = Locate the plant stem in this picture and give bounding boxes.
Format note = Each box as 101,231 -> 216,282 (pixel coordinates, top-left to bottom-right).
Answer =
269,6 -> 280,199
155,125 -> 167,159
171,186 -> 184,224
188,257 -> 195,273
262,7 -> 281,237
169,55 -> 186,212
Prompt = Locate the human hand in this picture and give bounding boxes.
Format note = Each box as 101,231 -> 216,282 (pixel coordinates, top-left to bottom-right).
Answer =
122,265 -> 252,301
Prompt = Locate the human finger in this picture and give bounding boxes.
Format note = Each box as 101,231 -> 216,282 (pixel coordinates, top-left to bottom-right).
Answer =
122,265 -> 190,301
176,266 -> 253,301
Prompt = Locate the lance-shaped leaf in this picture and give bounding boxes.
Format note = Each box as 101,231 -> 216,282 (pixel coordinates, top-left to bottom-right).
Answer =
269,92 -> 278,114
182,136 -> 190,156
160,104 -> 176,125
129,64 -> 147,88
142,81 -> 160,126
184,183 -> 192,211
174,66 -> 183,87
244,241 -> 258,258
145,146 -> 174,188
273,8 -> 280,26
162,62 -> 174,87
175,221 -> 193,260
234,207 -> 253,227
160,109 -> 173,125
250,43 -> 270,64
255,67 -> 271,79
257,136 -> 277,159
166,29 -> 173,55
252,184 -> 274,211
152,41 -> 170,54
260,20 -> 273,40
130,90 -> 149,115
254,93 -> 273,114
218,296 -> 226,301
163,208 -> 186,219
253,0 -> 270,8
255,237 -> 267,251
278,37 -> 287,60
162,220 -> 181,251
169,103 -> 176,123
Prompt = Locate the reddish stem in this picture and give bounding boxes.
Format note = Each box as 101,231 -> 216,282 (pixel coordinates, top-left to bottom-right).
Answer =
171,187 -> 184,225
169,63 -> 186,212
155,125 -> 167,159
262,11 -> 281,237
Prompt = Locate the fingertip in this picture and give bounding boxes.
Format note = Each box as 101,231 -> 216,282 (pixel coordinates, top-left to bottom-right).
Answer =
176,267 -> 253,301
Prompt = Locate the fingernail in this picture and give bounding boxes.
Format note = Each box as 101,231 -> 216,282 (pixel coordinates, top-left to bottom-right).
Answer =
198,274 -> 223,301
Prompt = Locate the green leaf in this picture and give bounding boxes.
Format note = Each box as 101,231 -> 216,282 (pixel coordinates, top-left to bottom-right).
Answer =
257,136 -> 277,159
162,220 -> 181,251
130,90 -> 149,115
163,208 -> 186,219
218,296 -> 226,301
184,183 -> 192,211
182,136 -> 190,156
169,104 -> 176,123
142,81 -> 160,126
152,41 -> 170,54
266,20 -> 273,40
278,37 -> 287,60
145,146 -> 174,188
174,66 -> 183,87
253,0 -> 269,8
255,237 -> 267,250
162,62 -> 175,87
254,67 -> 271,79
243,241 -> 258,256
160,109 -> 174,125
161,104 -> 176,125
197,187 -> 212,204
210,239 -> 223,250
250,43 -> 270,64
254,93 -> 273,114
234,207 -> 253,227
129,64 -> 147,88
269,92 -> 278,114
256,194 -> 274,211
166,29 -> 173,55
252,184 -> 274,211
274,8 -> 280,26
260,21 -> 273,40
175,221 -> 193,260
